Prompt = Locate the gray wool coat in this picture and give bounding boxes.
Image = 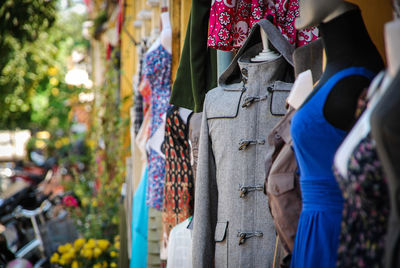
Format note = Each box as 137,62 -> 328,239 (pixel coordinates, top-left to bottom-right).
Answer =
192,19 -> 295,268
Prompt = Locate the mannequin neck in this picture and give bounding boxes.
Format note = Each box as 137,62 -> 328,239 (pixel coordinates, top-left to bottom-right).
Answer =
320,8 -> 377,66
323,1 -> 356,24
385,19 -> 400,77
160,12 -> 172,53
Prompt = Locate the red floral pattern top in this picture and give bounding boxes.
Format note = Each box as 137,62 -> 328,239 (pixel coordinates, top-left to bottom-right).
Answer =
207,0 -> 319,51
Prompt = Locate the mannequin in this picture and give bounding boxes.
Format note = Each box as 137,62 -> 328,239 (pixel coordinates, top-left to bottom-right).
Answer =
160,11 -> 172,54
192,19 -> 295,268
298,1 -> 383,130
251,29 -> 280,62
147,11 -> 171,54
370,17 -> 400,268
289,1 -> 383,267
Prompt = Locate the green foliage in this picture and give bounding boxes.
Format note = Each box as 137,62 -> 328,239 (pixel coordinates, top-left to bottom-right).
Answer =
0,0 -> 56,44
65,54 -> 126,241
0,2 -> 89,130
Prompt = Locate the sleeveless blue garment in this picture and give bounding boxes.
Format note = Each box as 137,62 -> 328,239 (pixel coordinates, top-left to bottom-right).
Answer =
290,67 -> 376,268
130,167 -> 149,268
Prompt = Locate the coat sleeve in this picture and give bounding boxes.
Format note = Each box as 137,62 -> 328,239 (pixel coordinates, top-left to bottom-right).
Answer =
192,100 -> 218,268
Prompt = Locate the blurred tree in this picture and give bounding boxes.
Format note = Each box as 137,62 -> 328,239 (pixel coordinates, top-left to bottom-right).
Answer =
0,0 -> 57,71
0,1 -> 89,130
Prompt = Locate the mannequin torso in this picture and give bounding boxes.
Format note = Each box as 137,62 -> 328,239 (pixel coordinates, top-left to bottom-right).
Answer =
309,8 -> 384,130
146,11 -> 171,55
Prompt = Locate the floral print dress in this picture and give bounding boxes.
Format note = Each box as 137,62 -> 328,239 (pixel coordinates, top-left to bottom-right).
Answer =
207,0 -> 319,50
335,134 -> 390,268
142,44 -> 172,209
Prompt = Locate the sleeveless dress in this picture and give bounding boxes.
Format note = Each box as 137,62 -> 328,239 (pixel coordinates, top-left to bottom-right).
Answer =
335,135 -> 389,267
290,67 -> 376,268
142,44 -> 172,209
334,73 -> 390,267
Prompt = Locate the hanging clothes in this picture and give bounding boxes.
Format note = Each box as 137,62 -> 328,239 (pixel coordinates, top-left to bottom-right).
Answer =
162,106 -> 194,255
133,53 -> 146,135
370,69 -> 400,268
335,135 -> 389,267
130,167 -> 149,268
142,43 -> 172,209
290,67 -> 376,268
166,218 -> 193,268
333,72 -> 390,268
207,0 -> 319,51
169,0 -> 218,112
192,19 -> 295,267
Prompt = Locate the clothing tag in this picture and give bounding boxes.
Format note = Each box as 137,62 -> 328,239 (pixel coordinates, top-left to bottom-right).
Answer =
287,70 -> 313,109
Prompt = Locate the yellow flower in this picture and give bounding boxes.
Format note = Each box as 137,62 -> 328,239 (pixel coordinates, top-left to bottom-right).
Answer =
110,251 -> 117,258
93,247 -> 102,258
74,238 -> 86,250
64,243 -> 73,251
97,239 -> 110,251
87,139 -> 96,150
114,235 -> 120,242
58,244 -> 66,253
114,241 -> 120,250
102,261 -> 108,268
48,66 -> 58,76
61,252 -> 73,264
55,140 -> 63,149
93,263 -> 102,268
71,260 -> 79,268
36,131 -> 50,139
110,262 -> 117,268
67,248 -> 76,258
84,249 -> 93,259
51,87 -> 60,97
59,258 -> 66,266
50,77 -> 59,86
50,252 -> 59,263
87,238 -> 97,248
81,197 -> 90,207
35,140 -> 46,149
91,199 -> 98,207
61,137 -> 70,145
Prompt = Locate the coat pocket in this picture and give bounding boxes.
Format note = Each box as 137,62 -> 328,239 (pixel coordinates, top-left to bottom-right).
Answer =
206,87 -> 244,119
214,221 -> 229,267
269,81 -> 293,116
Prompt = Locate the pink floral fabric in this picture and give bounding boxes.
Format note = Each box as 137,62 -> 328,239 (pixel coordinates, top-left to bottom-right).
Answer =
208,0 -> 319,51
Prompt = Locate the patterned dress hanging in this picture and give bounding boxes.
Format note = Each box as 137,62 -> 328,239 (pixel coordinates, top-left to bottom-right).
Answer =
162,107 -> 194,248
335,135 -> 389,267
142,44 -> 172,209
207,0 -> 319,51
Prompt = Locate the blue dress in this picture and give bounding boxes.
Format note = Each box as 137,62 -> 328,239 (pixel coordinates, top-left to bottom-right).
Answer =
130,167 -> 149,268
290,67 -> 375,268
